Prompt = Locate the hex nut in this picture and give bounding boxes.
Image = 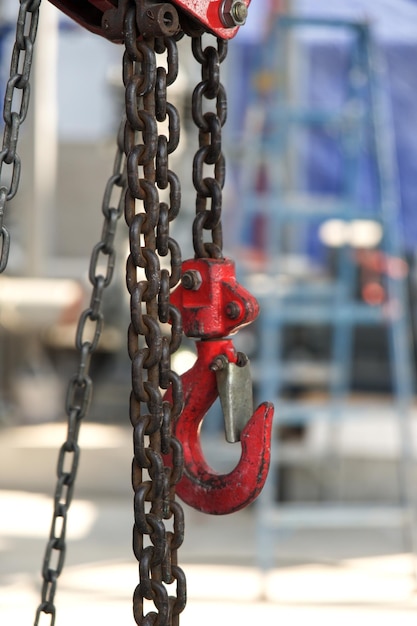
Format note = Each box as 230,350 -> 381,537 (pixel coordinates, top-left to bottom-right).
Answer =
225,301 -> 241,320
181,270 -> 202,291
219,0 -> 248,28
210,355 -> 229,371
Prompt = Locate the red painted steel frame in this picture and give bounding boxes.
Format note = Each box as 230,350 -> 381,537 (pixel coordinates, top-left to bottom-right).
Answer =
47,0 -> 249,39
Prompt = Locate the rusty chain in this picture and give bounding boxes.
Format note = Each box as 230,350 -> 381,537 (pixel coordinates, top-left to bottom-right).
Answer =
0,0 -> 41,272
191,35 -> 227,260
123,5 -> 186,625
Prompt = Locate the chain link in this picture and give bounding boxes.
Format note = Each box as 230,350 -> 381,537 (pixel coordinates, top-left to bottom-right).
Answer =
0,0 -> 41,272
191,36 -> 228,259
123,5 -> 186,625
34,117 -> 127,626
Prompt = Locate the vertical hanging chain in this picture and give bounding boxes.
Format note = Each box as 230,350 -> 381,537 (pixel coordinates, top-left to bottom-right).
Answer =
191,35 -> 228,260
123,5 -> 186,626
0,0 -> 41,272
32,3 -> 187,621
34,118 -> 127,626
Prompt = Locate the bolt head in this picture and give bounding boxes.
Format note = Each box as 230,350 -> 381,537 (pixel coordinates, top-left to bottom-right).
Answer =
181,270 -> 202,291
219,0 -> 248,28
231,1 -> 248,25
225,301 -> 241,320
210,355 -> 229,371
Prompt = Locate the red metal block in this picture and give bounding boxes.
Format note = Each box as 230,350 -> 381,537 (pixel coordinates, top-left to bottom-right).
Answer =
170,257 -> 259,339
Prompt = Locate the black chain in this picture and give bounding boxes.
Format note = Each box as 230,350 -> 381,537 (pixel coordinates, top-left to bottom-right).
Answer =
123,5 -> 186,626
191,35 -> 228,259
34,118 -> 127,626
0,0 -> 41,272
1,3 -> 229,625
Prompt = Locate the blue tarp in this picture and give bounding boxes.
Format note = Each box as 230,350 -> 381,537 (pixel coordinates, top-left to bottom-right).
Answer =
296,0 -> 417,252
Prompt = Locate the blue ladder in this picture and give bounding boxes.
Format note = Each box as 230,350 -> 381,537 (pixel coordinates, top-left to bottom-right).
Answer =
236,16 -> 416,576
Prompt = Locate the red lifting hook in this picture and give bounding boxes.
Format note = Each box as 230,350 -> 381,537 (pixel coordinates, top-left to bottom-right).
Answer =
164,258 -> 274,515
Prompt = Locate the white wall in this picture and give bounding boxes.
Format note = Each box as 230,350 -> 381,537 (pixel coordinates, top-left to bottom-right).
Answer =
1,4 -> 123,142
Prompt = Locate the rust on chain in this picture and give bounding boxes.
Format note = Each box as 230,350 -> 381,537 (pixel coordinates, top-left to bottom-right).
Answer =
191,35 -> 228,259
122,4 -> 186,625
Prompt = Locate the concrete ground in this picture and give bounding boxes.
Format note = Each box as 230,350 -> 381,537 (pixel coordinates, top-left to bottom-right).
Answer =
1,420 -> 417,624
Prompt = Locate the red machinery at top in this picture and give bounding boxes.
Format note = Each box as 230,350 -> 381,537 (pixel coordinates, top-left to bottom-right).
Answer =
47,0 -> 250,41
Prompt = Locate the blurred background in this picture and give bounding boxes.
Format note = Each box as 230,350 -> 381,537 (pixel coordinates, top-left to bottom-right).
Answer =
1,0 -> 417,623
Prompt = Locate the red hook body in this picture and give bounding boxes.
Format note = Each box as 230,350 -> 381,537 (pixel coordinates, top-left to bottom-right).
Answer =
165,257 -> 274,515
165,338 -> 273,514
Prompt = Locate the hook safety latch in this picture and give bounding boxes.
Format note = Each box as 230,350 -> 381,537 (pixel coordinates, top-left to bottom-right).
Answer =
164,257 -> 274,515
